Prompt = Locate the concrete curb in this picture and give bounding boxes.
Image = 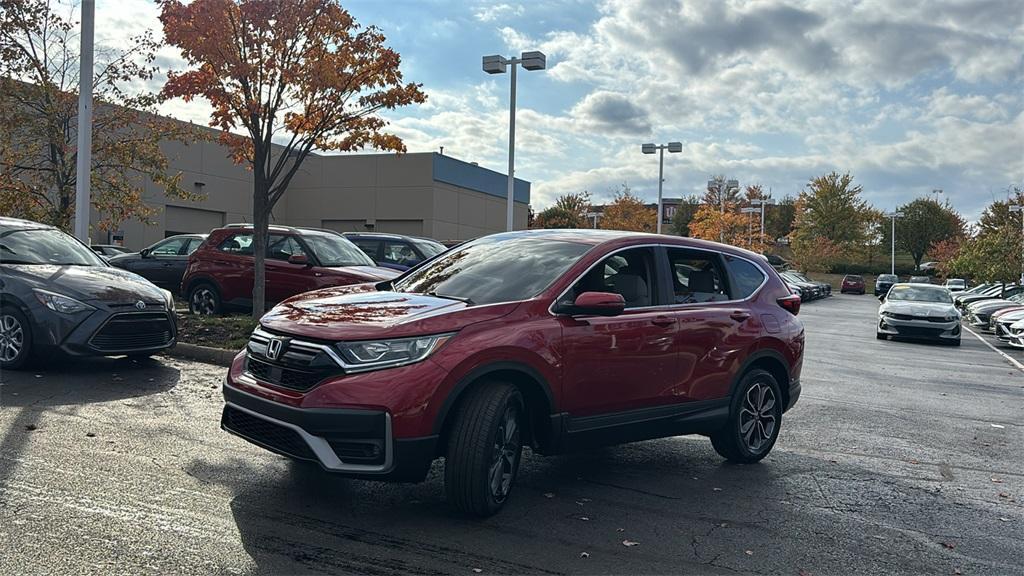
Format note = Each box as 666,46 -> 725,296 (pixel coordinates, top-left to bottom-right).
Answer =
162,342 -> 238,367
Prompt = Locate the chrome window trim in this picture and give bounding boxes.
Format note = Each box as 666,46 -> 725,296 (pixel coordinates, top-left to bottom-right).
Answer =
547,243 -> 770,316
224,399 -> 394,474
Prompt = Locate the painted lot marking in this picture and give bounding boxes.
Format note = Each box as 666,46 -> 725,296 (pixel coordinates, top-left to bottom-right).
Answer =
962,324 -> 1024,373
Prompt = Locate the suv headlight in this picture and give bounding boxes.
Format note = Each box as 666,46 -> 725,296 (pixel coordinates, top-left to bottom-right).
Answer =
33,289 -> 94,315
335,333 -> 454,373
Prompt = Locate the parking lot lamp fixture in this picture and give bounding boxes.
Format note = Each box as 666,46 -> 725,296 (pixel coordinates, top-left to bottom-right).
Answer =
641,142 -> 683,233
1010,204 -> 1023,283
885,211 -> 903,275
750,197 -> 775,238
483,51 -> 546,232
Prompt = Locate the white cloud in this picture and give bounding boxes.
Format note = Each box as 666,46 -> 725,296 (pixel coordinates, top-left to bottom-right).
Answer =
474,3 -> 524,23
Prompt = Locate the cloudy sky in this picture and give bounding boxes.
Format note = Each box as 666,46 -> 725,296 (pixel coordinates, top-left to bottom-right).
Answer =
96,0 -> 1023,220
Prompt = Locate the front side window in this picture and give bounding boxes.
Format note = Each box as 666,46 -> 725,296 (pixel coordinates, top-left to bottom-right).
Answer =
666,247 -> 730,303
395,236 -> 592,305
217,233 -> 254,255
562,247 -> 657,308
0,227 -> 105,266
352,239 -> 381,260
151,237 -> 187,256
267,235 -> 307,261
725,255 -> 767,299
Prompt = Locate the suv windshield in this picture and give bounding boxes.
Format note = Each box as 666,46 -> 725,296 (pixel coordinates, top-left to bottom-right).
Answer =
886,285 -> 952,303
412,238 -> 446,258
394,236 -> 592,305
0,227 -> 106,267
878,274 -> 897,282
302,232 -> 375,267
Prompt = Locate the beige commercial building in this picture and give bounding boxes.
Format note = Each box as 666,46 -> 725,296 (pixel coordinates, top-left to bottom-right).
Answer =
95,140 -> 530,251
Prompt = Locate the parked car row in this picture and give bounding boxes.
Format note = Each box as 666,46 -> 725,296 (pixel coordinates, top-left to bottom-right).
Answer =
955,283 -> 1024,350
780,271 -> 831,301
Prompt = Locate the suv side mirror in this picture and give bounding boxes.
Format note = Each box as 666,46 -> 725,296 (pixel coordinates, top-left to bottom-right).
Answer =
567,291 -> 625,317
139,248 -> 151,258
878,294 -> 886,302
288,254 -> 311,266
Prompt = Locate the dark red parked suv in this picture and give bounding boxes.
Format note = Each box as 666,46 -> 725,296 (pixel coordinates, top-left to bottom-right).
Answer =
181,225 -> 400,314
221,230 -> 804,515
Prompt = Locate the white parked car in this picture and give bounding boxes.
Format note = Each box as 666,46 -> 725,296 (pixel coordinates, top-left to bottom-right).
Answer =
1005,318 -> 1024,349
944,278 -> 967,292
877,283 -> 961,345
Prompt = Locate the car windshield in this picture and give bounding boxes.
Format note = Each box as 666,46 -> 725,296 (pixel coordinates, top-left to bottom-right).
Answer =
412,239 -> 446,258
0,227 -> 106,266
886,284 -> 952,303
302,232 -> 375,267
393,236 -> 593,305
845,275 -> 863,281
878,274 -> 897,282
946,279 -> 965,286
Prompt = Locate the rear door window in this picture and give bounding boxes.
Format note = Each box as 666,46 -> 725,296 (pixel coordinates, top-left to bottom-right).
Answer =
724,255 -> 767,299
217,233 -> 254,255
665,248 -> 731,303
383,241 -> 419,266
151,237 -> 188,256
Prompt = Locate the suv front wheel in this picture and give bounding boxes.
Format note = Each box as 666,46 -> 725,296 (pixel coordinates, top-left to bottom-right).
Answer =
711,369 -> 783,463
444,382 -> 525,517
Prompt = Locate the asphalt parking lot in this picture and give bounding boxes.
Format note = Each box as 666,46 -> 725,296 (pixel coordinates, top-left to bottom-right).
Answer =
1,294 -> 1022,575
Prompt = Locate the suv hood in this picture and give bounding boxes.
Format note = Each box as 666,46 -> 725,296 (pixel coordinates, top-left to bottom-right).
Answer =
259,286 -> 517,340
880,301 -> 957,318
1,264 -> 166,304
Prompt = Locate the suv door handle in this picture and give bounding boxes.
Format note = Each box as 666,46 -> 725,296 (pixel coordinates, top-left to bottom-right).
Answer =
730,311 -> 751,322
651,316 -> 675,327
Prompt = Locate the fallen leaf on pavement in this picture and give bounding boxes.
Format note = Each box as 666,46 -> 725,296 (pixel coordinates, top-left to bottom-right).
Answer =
999,492 -> 1010,498
953,569 -> 962,575
941,542 -> 955,549
991,478 -> 1003,483
622,540 -> 639,547
86,432 -> 96,438
617,528 -> 624,532
472,569 -> 482,574
543,493 -> 555,498
909,459 -> 920,464
579,552 -> 589,559
24,424 -> 37,431
799,570 -> 812,576
990,424 -> 1005,429
712,487 -> 723,492
744,550 -> 753,556
579,517 -> 589,521
998,517 -> 1010,522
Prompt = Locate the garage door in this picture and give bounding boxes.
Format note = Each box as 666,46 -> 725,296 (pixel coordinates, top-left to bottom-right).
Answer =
165,206 -> 225,235
321,220 -> 367,233
375,220 -> 424,236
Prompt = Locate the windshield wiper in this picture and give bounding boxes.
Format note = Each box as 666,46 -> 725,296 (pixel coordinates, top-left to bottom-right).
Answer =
0,259 -> 38,265
426,291 -> 474,305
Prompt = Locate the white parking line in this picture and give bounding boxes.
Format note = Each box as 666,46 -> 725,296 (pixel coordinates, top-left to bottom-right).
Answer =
963,324 -> 1024,373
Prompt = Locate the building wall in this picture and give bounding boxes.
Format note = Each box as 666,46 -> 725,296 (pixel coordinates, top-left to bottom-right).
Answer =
92,144 -> 529,249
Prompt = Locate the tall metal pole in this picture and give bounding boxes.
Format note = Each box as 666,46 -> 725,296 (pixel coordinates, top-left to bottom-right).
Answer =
759,201 -> 766,237
891,214 -> 896,275
74,0 -> 95,242
505,61 -> 517,232
719,183 -> 725,243
656,147 -> 665,234
1019,208 -> 1023,284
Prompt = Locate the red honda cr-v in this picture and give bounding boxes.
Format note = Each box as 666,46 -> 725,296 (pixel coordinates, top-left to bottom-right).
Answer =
221,230 -> 804,516
181,225 -> 400,315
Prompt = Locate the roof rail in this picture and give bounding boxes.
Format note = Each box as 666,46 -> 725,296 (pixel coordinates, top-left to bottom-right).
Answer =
223,222 -> 346,237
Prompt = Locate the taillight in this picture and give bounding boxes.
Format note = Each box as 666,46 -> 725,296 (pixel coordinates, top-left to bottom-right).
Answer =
777,294 -> 801,315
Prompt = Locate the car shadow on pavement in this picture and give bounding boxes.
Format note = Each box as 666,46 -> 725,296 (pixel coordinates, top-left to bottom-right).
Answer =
0,355 -> 180,408
184,436 -> 1023,576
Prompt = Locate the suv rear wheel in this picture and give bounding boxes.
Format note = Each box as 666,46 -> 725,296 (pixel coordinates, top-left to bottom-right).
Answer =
444,382 -> 524,517
711,369 -> 783,463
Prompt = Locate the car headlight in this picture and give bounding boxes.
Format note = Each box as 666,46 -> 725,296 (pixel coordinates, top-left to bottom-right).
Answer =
161,289 -> 175,311
33,289 -> 94,314
880,311 -> 893,317
335,333 -> 454,373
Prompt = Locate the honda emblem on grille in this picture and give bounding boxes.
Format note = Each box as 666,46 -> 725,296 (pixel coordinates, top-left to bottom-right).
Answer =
135,300 -> 146,310
266,337 -> 285,361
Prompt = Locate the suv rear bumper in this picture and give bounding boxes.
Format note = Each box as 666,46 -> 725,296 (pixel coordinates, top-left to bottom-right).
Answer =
221,383 -> 437,482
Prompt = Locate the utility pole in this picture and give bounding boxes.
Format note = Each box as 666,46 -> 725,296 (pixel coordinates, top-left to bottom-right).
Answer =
74,0 -> 95,242
885,211 -> 903,275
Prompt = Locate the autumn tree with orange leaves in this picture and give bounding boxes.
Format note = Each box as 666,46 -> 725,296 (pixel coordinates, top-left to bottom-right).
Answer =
599,187 -> 656,232
159,0 -> 426,317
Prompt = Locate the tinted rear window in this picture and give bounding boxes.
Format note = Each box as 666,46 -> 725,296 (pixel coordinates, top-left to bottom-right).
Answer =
725,255 -> 767,299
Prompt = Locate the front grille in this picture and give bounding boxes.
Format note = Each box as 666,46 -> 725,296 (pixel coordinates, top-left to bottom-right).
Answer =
222,406 -> 317,461
243,330 -> 344,391
90,312 -> 174,352
893,326 -> 945,338
887,313 -> 951,323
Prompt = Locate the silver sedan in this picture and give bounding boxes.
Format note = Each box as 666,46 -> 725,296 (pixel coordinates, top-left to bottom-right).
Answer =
877,283 -> 961,345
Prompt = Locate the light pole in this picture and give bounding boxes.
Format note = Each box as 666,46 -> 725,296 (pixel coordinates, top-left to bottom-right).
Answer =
641,142 -> 682,233
1010,204 -> 1023,284
932,188 -> 944,203
885,211 -> 903,275
740,207 -> 759,248
750,198 -> 775,238
483,51 -> 546,232
74,0 -> 95,243
707,178 -> 740,242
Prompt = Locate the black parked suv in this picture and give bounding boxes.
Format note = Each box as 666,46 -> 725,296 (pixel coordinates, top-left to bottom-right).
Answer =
343,232 -> 447,271
0,217 -> 177,369
875,273 -> 898,296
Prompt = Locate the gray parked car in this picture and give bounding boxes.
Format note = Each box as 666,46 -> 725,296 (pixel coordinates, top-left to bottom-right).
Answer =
0,217 -> 177,369
107,234 -> 206,294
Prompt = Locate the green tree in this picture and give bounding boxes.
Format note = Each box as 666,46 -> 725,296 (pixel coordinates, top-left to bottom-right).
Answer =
792,172 -> 867,250
949,232 -> 1020,284
599,186 -> 656,232
668,195 -> 701,236
857,208 -> 886,270
977,186 -> 1024,236
532,190 -> 591,229
890,198 -> 964,270
765,196 -> 796,240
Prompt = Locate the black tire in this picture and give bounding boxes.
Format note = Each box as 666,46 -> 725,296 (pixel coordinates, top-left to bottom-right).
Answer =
444,382 -> 525,517
0,306 -> 33,370
876,332 -> 887,340
711,369 -> 783,464
948,338 -> 961,347
188,283 -> 221,316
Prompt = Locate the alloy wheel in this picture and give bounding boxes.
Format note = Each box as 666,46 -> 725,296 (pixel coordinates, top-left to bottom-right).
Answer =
488,404 -> 521,502
0,314 -> 25,363
191,288 -> 217,315
739,381 -> 777,454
